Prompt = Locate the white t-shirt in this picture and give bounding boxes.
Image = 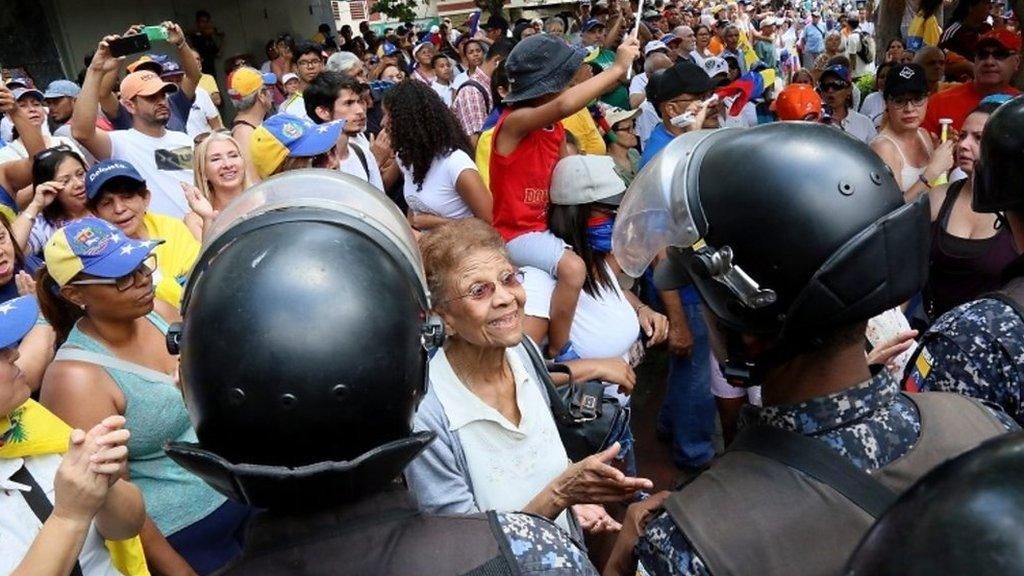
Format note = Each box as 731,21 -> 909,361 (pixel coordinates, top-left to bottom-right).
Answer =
339,133 -> 384,191
108,128 -> 194,217
628,72 -> 649,98
428,346 -> 571,531
0,454 -> 119,576
722,101 -> 759,128
0,135 -> 81,164
637,101 -> 661,150
859,91 -> 886,128
400,149 -> 478,220
845,31 -> 877,80
833,110 -> 877,144
432,81 -> 455,107
280,94 -> 310,122
185,87 -> 221,138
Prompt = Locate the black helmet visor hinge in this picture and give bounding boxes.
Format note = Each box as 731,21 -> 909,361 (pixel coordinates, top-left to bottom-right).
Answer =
695,243 -> 778,310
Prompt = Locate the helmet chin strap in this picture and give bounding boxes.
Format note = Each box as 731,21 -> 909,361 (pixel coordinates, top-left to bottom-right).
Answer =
719,326 -> 803,389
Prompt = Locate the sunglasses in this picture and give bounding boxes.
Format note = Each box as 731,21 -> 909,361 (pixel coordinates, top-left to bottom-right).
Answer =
976,48 -> 1013,61
820,81 -> 849,92
889,94 -> 927,107
614,123 -> 636,132
34,144 -> 73,162
443,269 -> 524,304
70,254 -> 158,292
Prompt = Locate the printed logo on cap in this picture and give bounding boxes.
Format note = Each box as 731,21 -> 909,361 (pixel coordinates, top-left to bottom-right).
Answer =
899,66 -> 915,79
281,122 -> 303,139
87,161 -> 130,183
71,222 -> 117,256
704,60 -> 717,72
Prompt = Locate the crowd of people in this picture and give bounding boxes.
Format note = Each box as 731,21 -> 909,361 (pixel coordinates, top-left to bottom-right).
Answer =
0,0 -> 1023,574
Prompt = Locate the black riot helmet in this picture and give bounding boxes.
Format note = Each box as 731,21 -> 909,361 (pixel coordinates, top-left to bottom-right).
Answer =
845,432 -> 1024,576
974,95 -> 1024,213
164,170 -> 444,511
613,124 -> 929,378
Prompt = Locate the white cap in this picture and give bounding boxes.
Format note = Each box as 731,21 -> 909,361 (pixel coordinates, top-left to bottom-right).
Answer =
282,72 -> 299,84
644,40 -> 670,56
550,156 -> 625,206
702,56 -> 729,78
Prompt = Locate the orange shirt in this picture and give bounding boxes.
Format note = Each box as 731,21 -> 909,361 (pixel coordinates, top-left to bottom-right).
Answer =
922,82 -> 1021,135
709,35 -> 725,55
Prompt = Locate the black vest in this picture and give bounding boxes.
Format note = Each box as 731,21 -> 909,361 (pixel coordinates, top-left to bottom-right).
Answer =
216,489 -> 515,576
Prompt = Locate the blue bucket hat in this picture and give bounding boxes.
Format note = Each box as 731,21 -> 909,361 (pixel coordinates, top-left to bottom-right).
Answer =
504,34 -> 588,104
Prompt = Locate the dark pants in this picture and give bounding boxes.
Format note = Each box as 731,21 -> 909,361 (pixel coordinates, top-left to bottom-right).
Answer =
167,499 -> 252,575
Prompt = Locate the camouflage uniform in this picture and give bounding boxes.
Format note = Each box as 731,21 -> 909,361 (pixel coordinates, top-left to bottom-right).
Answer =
905,293 -> 1024,424
635,370 -> 1018,575
496,512 -> 598,574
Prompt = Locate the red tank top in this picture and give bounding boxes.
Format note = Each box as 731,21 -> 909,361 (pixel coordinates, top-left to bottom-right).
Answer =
489,109 -> 565,241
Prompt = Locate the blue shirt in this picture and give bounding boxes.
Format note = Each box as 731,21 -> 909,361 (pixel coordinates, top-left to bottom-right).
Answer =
804,22 -> 826,53
640,123 -> 676,170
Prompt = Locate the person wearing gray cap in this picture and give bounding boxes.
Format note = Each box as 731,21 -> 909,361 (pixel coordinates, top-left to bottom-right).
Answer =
42,80 -> 82,147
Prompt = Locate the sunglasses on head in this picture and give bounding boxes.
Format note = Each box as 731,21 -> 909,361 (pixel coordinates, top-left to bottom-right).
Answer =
34,144 -> 73,162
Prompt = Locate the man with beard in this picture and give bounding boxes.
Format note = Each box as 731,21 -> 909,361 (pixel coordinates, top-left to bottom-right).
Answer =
72,35 -> 195,218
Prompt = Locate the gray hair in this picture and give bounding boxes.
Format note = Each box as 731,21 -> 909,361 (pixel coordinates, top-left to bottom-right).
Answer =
644,51 -> 673,74
826,30 -> 842,42
673,25 -> 693,36
234,90 -> 260,112
326,51 -> 361,74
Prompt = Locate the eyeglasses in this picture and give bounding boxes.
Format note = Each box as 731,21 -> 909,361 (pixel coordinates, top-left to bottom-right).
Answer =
889,94 -> 927,108
70,254 -> 158,292
976,48 -> 1013,61
297,57 -> 323,68
820,81 -> 849,92
443,269 -> 524,303
34,144 -> 73,162
614,123 -> 636,132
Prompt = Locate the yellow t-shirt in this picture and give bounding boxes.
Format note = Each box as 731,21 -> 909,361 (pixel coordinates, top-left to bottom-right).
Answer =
198,74 -> 219,97
475,127 -> 495,191
562,108 -> 607,155
144,213 -> 200,308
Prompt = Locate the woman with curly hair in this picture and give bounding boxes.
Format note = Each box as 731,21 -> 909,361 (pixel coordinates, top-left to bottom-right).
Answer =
383,80 -> 491,231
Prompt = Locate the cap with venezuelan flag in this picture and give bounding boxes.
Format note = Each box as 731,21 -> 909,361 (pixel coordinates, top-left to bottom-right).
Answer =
43,217 -> 162,288
249,114 -> 345,179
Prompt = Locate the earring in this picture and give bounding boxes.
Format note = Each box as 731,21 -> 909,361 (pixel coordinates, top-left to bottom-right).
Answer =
79,304 -> 86,311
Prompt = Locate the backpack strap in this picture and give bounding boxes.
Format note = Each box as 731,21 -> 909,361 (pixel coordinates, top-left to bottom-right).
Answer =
10,464 -> 85,576
455,80 -> 492,112
728,425 -> 898,518
348,141 -> 371,178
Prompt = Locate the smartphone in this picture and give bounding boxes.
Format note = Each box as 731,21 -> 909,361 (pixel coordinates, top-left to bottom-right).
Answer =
143,25 -> 169,42
108,34 -> 152,58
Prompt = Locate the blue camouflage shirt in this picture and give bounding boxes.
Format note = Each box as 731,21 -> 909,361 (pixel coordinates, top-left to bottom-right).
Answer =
496,512 -> 599,574
905,293 -> 1024,424
635,369 -> 1017,575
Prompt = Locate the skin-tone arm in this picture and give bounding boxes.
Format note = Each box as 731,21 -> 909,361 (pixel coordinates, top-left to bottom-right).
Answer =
206,114 -> 224,130
41,364 -> 197,576
12,417 -> 143,576
16,324 -> 55,393
521,315 -> 637,391
455,169 -> 492,223
98,68 -> 121,122
495,37 -> 640,156
629,91 -> 646,109
72,36 -> 121,161
660,288 -> 694,357
13,180 -> 59,252
604,10 -> 625,51
165,22 -> 201,101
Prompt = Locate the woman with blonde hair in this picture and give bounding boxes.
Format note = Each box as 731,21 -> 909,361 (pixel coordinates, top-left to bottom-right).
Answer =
184,131 -> 253,240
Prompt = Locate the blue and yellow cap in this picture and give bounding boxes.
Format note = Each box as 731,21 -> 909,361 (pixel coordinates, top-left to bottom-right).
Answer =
249,114 -> 345,179
43,217 -> 162,287
0,295 -> 39,349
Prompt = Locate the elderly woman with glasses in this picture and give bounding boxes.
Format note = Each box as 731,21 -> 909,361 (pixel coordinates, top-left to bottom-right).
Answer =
36,217 -> 249,575
405,218 -> 653,539
84,159 -> 200,309
870,63 -> 954,200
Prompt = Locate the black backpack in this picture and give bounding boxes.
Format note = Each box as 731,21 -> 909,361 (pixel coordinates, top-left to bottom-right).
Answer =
856,31 -> 875,64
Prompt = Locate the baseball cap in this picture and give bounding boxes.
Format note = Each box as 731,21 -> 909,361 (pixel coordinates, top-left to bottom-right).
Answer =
43,80 -> 81,99
119,71 -> 177,101
505,34 -> 588,103
643,9 -> 662,19
282,72 -> 299,84
976,29 -> 1022,53
771,83 -> 822,120
412,40 -> 434,58
249,114 -> 346,179
380,41 -> 400,57
661,33 -> 682,46
645,40 -> 670,56
228,67 -> 277,101
4,77 -> 29,90
820,64 -> 851,83
883,63 -> 929,99
159,61 -> 185,78
127,54 -> 165,74
702,56 -> 729,78
647,60 -> 717,106
550,155 -> 626,206
43,217 -> 163,288
582,18 -> 606,32
603,105 -> 641,127
0,295 -> 40,350
12,87 -> 44,102
85,159 -> 146,200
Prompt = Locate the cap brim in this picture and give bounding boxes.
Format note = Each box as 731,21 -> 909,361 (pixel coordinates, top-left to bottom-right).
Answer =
15,90 -> 44,101
262,72 -> 278,85
289,121 -> 345,157
87,172 -> 147,200
596,192 -> 624,206
83,238 -> 163,280
0,295 -> 40,349
136,82 -> 179,98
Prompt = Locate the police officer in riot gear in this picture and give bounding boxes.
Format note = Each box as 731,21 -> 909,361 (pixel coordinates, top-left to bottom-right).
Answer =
905,95 -> 1024,425
845,432 -> 1024,576
606,123 -> 1015,576
163,170 -> 598,575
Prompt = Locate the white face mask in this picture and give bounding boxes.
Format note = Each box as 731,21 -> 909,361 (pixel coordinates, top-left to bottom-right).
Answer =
669,93 -> 719,128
